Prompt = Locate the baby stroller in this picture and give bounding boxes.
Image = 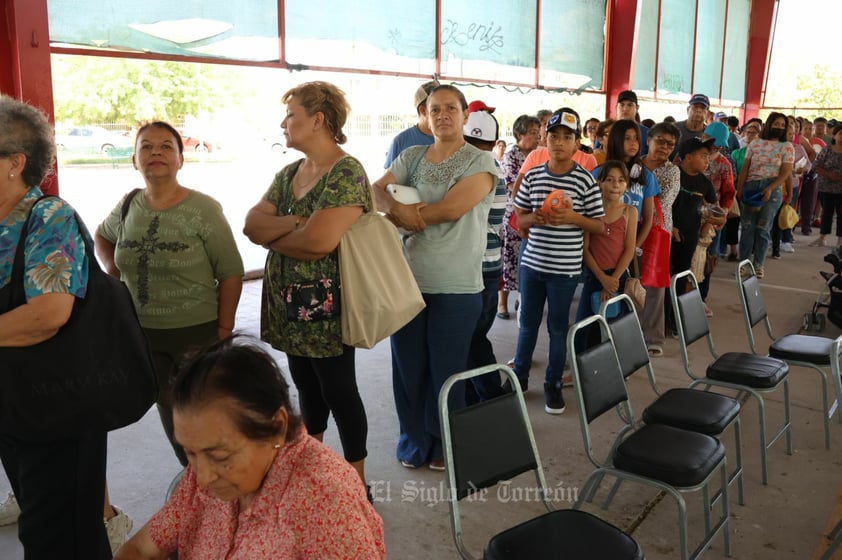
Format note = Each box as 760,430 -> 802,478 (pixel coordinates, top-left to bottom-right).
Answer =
803,247 -> 842,332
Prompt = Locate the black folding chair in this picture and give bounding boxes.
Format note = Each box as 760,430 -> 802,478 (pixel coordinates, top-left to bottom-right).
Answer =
671,269 -> 792,484
599,293 -> 744,505
439,364 -> 643,560
567,315 -> 731,560
737,259 -> 842,449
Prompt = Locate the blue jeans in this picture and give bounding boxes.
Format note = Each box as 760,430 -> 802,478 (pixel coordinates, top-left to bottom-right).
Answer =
739,179 -> 782,268
574,267 -> 628,323
574,268 -> 627,352
391,292 -> 481,467
466,269 -> 505,403
513,264 -> 579,388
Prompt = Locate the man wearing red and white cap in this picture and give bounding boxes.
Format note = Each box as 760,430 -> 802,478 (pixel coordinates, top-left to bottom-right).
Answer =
467,100 -> 496,114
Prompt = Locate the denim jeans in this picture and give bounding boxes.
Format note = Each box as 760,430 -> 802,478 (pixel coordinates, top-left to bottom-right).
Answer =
466,269 -> 505,403
391,292 -> 481,467
739,179 -> 782,268
513,264 -> 579,388
574,267 -> 627,323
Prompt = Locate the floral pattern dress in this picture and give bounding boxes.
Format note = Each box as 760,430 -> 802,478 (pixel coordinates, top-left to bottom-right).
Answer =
0,187 -> 88,301
500,144 -> 527,291
261,156 -> 372,358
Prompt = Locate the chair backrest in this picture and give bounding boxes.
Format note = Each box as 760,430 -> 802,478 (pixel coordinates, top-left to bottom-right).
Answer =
577,339 -> 630,424
440,365 -> 546,501
736,259 -> 772,354
568,315 -> 634,468
448,392 -> 537,499
672,270 -> 710,346
737,263 -> 768,327
568,315 -> 631,421
602,295 -> 650,380
440,365 -> 552,559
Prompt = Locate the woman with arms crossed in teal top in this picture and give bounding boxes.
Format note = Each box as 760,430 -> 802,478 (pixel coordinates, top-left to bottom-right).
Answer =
372,84 -> 497,470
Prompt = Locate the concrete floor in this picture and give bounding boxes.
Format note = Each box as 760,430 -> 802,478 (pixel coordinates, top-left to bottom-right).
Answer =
2,235 -> 842,559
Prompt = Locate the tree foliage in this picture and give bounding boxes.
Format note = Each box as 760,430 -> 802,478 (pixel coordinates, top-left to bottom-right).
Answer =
795,64 -> 842,120
51,55 -> 248,127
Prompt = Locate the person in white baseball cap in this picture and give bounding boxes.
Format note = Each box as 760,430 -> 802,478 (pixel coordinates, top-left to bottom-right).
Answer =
462,109 -> 508,403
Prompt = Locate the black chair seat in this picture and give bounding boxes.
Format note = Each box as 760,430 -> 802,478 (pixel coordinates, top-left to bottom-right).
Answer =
642,388 -> 740,436
485,509 -> 643,560
707,352 -> 788,388
613,423 -> 725,487
769,334 -> 833,365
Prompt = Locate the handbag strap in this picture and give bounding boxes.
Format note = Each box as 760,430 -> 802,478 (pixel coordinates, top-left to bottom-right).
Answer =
618,205 -> 641,278
121,188 -> 142,223
10,195 -> 99,308
652,197 -> 665,229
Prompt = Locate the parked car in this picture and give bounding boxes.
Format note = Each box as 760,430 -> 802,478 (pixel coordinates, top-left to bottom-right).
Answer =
55,126 -> 133,154
267,134 -> 286,152
181,133 -> 215,152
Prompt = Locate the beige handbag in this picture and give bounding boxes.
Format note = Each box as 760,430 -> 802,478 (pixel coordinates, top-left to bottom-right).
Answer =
339,211 -> 425,349
624,257 -> 646,312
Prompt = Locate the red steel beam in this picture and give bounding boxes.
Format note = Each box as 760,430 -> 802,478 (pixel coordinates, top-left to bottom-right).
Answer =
604,0 -> 641,119
1,0 -> 58,194
743,0 -> 777,120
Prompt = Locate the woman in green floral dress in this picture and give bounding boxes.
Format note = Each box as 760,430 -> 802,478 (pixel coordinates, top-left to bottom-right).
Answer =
244,82 -> 371,488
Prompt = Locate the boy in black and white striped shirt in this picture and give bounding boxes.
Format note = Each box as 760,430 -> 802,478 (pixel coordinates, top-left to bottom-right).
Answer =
511,108 -> 605,415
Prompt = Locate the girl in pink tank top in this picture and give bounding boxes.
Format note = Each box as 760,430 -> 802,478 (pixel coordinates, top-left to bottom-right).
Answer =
575,160 -> 638,322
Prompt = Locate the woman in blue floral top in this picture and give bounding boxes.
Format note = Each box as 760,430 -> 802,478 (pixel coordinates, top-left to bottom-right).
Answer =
244,82 -> 372,489
0,95 -> 111,558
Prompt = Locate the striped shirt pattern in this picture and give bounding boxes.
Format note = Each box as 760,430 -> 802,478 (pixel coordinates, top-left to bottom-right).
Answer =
515,163 -> 604,275
483,163 -> 507,273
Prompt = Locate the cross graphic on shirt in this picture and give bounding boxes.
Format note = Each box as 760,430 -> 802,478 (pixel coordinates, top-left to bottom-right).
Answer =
118,216 -> 189,306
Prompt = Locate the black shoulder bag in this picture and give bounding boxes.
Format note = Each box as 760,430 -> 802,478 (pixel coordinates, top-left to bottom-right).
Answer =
0,196 -> 157,441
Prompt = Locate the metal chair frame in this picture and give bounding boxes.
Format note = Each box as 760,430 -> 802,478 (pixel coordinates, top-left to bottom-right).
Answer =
600,294 -> 744,505
671,269 -> 793,484
438,364 -> 643,560
821,339 -> 842,559
568,314 -> 731,560
736,259 -> 842,450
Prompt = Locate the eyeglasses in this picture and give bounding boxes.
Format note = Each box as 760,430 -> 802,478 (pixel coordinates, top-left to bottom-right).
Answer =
651,136 -> 676,149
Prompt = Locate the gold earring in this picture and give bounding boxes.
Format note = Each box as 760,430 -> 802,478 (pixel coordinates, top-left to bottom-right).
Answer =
8,174 -> 14,179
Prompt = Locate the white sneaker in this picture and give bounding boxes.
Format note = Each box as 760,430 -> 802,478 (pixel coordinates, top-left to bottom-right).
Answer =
105,505 -> 133,553
0,492 -> 20,526
781,242 -> 795,253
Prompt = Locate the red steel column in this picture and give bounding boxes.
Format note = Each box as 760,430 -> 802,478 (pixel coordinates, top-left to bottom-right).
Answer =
1,0 -> 58,194
604,0 -> 641,119
743,0 -> 776,121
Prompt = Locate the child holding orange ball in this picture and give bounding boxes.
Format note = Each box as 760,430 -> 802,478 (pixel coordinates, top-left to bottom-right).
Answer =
511,108 -> 605,415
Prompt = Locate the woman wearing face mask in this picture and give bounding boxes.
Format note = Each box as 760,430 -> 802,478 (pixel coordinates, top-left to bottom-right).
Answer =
735,112 -> 793,279
771,121 -> 809,257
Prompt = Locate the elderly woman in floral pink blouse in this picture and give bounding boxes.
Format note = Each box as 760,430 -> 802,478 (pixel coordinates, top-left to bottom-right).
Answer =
115,337 -> 385,560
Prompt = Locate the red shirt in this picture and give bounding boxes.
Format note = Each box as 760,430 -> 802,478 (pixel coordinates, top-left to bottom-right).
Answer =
148,427 -> 386,559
